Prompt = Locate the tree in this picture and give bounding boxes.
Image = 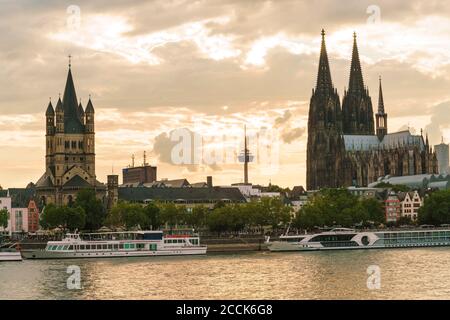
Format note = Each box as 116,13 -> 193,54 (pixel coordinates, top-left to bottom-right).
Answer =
361,198 -> 385,224
160,203 -> 185,229
143,202 -> 162,230
185,206 -> 209,230
74,189 -> 106,230
0,208 -> 8,229
106,202 -> 147,230
292,189 -> 386,230
418,190 -> 450,225
40,204 -> 86,231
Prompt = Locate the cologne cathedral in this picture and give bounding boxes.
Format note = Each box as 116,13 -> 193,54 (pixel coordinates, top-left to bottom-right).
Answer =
306,30 -> 438,190
35,63 -> 106,206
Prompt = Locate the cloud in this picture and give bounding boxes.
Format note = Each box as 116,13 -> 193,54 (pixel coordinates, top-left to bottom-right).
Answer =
281,127 -> 306,144
425,101 -> 450,145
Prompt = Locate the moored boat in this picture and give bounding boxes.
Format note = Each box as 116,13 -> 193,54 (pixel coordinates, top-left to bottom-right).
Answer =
21,230 -> 207,259
268,228 -> 450,252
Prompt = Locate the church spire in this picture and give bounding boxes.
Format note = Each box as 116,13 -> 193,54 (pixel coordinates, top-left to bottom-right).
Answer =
62,62 -> 84,133
378,76 -> 385,113
348,32 -> 364,93
315,29 -> 333,94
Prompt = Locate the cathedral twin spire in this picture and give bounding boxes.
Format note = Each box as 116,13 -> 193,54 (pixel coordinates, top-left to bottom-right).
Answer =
315,29 -> 379,136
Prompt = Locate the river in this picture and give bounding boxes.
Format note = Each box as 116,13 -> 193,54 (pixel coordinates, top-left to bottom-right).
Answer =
1,248 -> 450,299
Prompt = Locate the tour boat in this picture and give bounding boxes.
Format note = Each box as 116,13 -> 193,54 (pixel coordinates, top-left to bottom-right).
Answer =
21,230 -> 207,259
268,228 -> 450,252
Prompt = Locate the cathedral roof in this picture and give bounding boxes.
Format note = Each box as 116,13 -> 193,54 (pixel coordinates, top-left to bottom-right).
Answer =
343,135 -> 380,151
343,130 -> 426,151
63,67 -> 85,134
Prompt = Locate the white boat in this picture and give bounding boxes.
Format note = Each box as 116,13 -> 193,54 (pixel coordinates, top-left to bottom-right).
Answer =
268,228 -> 450,252
21,230 -> 207,259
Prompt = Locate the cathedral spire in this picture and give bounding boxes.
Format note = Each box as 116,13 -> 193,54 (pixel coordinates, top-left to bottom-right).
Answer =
315,29 -> 333,94
378,76 -> 385,113
348,32 -> 364,93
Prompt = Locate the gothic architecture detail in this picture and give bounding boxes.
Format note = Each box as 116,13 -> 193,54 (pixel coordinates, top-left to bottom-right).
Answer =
36,63 -> 106,206
307,30 -> 438,190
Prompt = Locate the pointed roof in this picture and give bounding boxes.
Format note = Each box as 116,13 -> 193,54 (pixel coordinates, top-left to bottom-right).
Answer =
46,100 -> 54,116
377,76 -> 385,114
78,101 -> 84,116
348,32 -> 365,94
85,97 -> 95,114
55,97 -> 63,112
62,66 -> 85,133
315,29 -> 334,94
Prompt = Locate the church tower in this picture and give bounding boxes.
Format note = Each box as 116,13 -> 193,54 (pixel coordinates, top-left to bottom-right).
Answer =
307,30 -> 345,190
342,33 -> 374,135
36,59 -> 105,206
375,77 -> 388,141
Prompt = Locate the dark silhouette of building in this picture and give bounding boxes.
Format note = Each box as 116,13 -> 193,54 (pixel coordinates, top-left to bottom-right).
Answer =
307,30 -> 438,190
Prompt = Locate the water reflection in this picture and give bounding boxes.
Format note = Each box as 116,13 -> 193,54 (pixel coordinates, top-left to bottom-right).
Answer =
2,249 -> 450,299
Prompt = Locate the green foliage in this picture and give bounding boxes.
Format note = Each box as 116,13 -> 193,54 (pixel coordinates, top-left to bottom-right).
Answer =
106,202 -> 148,230
0,208 -> 9,229
40,204 -> 86,231
159,203 -> 187,229
142,202 -> 162,230
292,188 -> 385,230
418,190 -> 450,225
185,206 -> 209,230
74,189 -> 106,230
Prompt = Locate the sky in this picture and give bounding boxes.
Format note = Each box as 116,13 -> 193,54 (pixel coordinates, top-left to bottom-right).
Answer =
0,0 -> 449,189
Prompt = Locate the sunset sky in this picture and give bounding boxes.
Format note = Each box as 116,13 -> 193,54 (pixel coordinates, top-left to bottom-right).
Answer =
0,0 -> 449,188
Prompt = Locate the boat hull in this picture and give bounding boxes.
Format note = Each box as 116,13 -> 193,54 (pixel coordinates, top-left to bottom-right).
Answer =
21,247 -> 207,260
268,241 -> 450,252
0,251 -> 22,261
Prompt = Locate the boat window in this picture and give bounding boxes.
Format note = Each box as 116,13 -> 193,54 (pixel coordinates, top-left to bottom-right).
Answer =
108,244 -> 113,250
102,244 -> 107,250
80,245 -> 85,250
119,243 -> 124,249
143,232 -> 163,240
68,245 -> 73,251
56,245 -> 63,251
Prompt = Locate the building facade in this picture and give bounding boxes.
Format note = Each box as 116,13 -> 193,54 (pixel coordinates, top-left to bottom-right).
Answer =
35,64 -> 106,206
307,30 -> 438,190
435,141 -> 449,175
385,192 -> 401,223
399,191 -> 423,222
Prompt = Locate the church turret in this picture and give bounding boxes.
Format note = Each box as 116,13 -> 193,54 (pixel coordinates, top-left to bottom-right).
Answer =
78,101 -> 85,125
376,76 -> 388,141
45,100 -> 55,135
55,97 -> 64,133
84,97 -> 95,178
342,32 -> 374,135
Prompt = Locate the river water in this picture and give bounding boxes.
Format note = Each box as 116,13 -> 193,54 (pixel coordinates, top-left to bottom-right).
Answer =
1,248 -> 450,299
